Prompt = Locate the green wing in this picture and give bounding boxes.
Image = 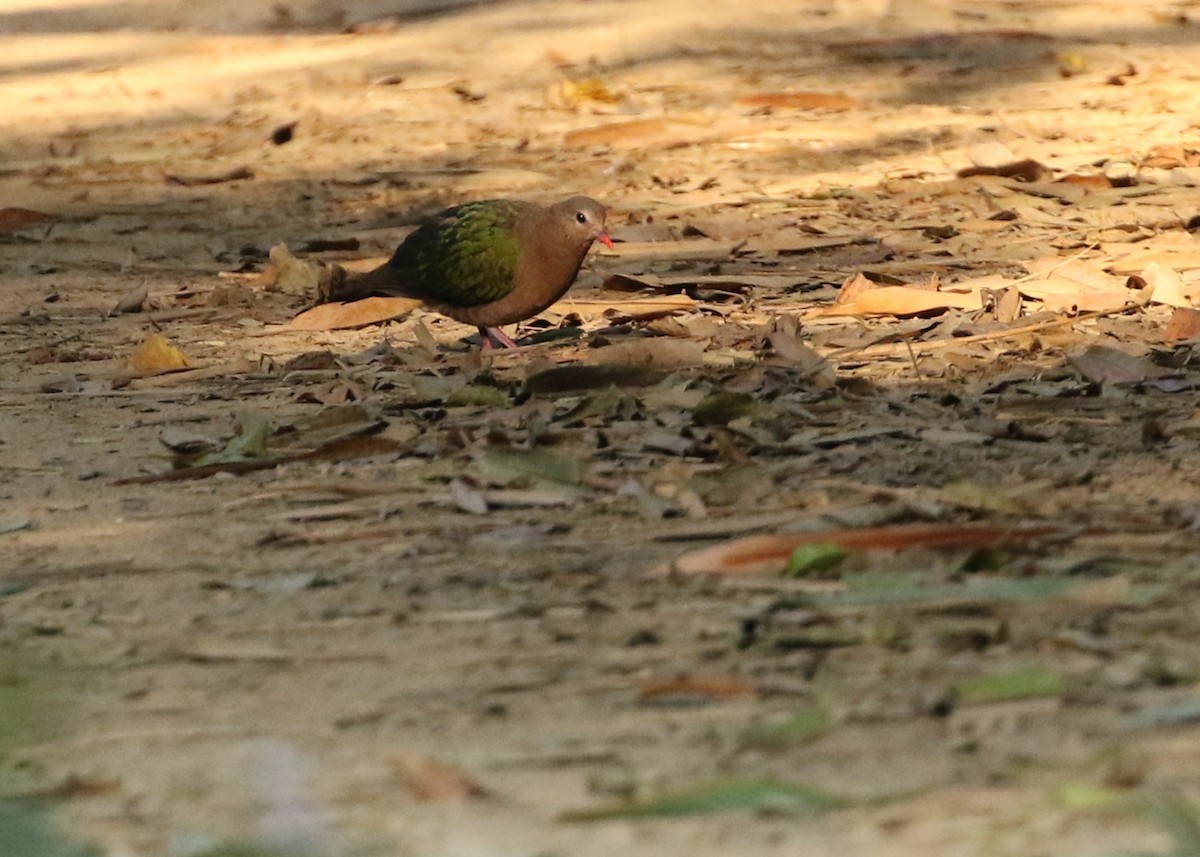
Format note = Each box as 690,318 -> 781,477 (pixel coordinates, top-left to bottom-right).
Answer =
387,200 -> 523,307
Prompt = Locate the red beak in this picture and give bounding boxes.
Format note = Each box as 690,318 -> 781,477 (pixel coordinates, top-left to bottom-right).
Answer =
597,231 -> 614,249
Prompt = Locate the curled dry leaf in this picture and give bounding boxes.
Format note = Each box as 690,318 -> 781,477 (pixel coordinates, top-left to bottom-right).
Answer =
163,165 -> 254,186
256,242 -> 321,297
391,750 -> 489,802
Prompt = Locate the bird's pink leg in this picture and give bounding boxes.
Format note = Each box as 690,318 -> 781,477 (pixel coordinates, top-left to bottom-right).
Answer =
479,326 -> 519,349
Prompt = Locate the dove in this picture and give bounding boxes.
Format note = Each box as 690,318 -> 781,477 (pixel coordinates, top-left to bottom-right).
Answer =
326,196 -> 612,349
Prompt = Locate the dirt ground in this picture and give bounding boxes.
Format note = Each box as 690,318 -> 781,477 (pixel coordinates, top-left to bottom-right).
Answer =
6,0 -> 1200,854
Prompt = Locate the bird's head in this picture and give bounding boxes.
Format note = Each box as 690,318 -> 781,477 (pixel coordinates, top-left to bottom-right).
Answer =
554,196 -> 614,250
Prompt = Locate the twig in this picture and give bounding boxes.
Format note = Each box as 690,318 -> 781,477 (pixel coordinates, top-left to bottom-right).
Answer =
828,304 -> 1136,360
0,329 -> 87,358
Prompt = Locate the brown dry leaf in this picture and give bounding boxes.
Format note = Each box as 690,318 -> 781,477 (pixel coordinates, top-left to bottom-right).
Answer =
735,91 -> 856,111
1142,144 -> 1200,169
549,294 -> 697,321
563,118 -> 673,149
391,751 -> 489,802
288,296 -> 422,330
591,338 -> 707,369
1058,174 -> 1113,189
128,333 -> 192,376
1164,306 -> 1200,341
1068,345 -> 1164,385
0,206 -> 55,232
661,523 -> 1061,576
810,285 -> 980,318
638,674 -> 758,702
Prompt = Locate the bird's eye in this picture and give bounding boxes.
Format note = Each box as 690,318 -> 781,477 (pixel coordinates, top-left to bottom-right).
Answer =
575,211 -> 588,225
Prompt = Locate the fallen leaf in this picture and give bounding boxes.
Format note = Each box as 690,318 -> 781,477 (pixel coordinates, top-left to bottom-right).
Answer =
115,433 -> 402,485
287,296 -> 421,330
768,316 -> 837,387
449,478 -> 490,515
259,243 -> 321,297
555,77 -> 623,108
737,708 -> 832,751
590,338 -> 707,369
1142,261 -> 1193,309
735,91 -> 857,111
445,384 -> 509,408
164,165 -> 253,185
693,391 -> 757,425
525,363 -> 665,394
1058,174 -> 1113,189
811,285 -> 980,318
661,523 -> 1062,576
0,518 -> 32,536
128,333 -> 191,376
563,118 -> 672,149
478,447 -> 584,486
638,674 -> 758,702
108,284 -> 148,315
561,778 -> 844,821
1164,306 -> 1200,342
391,751 -> 489,802
1069,345 -> 1164,385
0,207 -> 55,232
192,412 -> 272,466
783,543 -> 847,577
954,665 -> 1065,705
1120,697 -> 1200,731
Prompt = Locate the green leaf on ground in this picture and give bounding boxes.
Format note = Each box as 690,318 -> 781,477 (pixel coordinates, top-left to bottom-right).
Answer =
783,543 -> 847,577
955,665 -> 1064,705
561,778 -> 845,821
738,707 -> 833,751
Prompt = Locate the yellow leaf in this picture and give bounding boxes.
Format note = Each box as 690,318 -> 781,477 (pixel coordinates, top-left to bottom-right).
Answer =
560,77 -> 621,107
129,334 -> 191,376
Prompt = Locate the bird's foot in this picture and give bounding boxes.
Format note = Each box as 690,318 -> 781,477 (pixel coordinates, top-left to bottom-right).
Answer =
479,327 -> 519,350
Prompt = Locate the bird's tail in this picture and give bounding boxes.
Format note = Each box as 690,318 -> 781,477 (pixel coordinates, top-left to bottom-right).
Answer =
318,260 -> 414,304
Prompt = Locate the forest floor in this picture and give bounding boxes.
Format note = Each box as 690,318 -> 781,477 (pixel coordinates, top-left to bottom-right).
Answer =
5,0 -> 1200,855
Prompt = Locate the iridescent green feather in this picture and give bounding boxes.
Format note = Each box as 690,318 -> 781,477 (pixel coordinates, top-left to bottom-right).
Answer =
385,200 -> 524,307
